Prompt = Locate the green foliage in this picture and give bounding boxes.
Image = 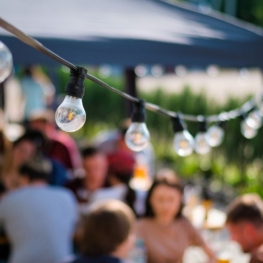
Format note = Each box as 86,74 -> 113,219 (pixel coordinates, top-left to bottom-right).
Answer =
236,0 -> 263,27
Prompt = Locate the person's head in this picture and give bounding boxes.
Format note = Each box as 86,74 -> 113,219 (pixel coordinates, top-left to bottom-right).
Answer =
79,199 -> 135,258
107,150 -> 135,185
144,173 -> 184,222
156,168 -> 181,184
28,109 -> 55,134
22,65 -> 43,79
81,147 -> 108,191
12,129 -> 46,167
22,65 -> 34,77
18,155 -> 52,186
226,193 -> 263,253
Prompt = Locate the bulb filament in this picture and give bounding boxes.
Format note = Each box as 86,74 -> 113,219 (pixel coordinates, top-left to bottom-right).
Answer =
68,111 -> 74,121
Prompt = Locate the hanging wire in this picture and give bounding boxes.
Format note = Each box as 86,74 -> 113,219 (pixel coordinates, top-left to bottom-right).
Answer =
0,18 -> 77,71
0,17 -> 261,123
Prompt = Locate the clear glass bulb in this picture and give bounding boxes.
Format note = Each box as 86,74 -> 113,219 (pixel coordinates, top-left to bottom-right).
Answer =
55,95 -> 86,132
125,122 -> 150,152
207,125 -> 224,147
246,110 -> 262,129
173,130 -> 194,157
241,120 -> 257,139
194,132 -> 211,155
0,41 -> 13,83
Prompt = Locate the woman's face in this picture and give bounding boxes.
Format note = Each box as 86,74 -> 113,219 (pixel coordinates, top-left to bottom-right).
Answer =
150,184 -> 182,221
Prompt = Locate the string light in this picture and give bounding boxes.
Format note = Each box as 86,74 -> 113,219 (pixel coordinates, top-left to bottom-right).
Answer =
0,17 -> 262,156
194,119 -> 211,155
55,67 -> 86,132
207,121 -> 225,147
0,41 -> 13,83
246,109 -> 262,129
172,115 -> 194,157
125,100 -> 150,152
240,113 -> 258,139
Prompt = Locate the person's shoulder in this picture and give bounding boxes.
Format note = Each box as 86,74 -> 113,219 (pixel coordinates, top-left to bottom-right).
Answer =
1,187 -> 28,201
0,188 -> 28,210
49,187 -> 78,215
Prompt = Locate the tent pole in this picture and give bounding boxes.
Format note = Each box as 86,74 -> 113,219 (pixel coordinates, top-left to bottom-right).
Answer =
124,68 -> 137,117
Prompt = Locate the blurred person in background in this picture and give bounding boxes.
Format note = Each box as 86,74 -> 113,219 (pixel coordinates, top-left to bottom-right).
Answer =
62,199 -> 135,263
88,150 -> 137,214
0,155 -> 78,263
28,109 -> 82,178
20,65 -> 55,125
0,126 -> 12,192
0,130 -> 43,190
135,174 -> 216,263
66,146 -> 108,208
0,183 -> 10,263
226,193 -> 263,263
0,129 -> 68,190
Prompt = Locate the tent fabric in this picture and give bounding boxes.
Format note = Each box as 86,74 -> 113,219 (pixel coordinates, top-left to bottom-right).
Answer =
0,0 -> 263,68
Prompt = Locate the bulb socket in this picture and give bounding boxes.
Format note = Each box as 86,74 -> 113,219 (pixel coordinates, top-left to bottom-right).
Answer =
65,67 -> 87,98
217,120 -> 226,128
131,99 -> 146,122
239,111 -> 248,121
172,115 -> 185,133
199,119 -> 207,132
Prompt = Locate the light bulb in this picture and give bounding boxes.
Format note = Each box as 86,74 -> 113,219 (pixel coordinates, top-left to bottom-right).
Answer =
241,120 -> 257,139
246,110 -> 262,129
207,125 -> 224,147
173,130 -> 194,156
55,95 -> 86,132
0,41 -> 13,83
125,122 -> 150,152
194,132 -> 211,155
55,67 -> 87,132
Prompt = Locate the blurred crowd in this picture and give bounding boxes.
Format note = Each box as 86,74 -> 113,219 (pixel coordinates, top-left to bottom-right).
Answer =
0,66 -> 263,263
